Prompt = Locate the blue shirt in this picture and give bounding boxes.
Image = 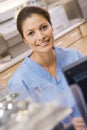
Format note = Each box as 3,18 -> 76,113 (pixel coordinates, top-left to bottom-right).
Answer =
8,47 -> 83,121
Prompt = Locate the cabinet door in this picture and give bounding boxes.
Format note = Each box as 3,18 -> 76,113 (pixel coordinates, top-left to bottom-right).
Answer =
79,22 -> 87,37
0,61 -> 22,85
69,37 -> 87,56
55,28 -> 82,48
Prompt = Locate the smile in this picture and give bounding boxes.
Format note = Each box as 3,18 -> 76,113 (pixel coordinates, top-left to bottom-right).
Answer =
37,39 -> 50,47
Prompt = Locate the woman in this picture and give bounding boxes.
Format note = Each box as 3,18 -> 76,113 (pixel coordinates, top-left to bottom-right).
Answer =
8,6 -> 86,129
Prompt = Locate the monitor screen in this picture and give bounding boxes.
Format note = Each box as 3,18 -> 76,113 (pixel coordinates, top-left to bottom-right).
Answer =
62,56 -> 87,104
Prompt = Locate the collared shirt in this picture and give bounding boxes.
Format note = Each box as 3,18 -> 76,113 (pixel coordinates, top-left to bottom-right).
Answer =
8,47 -> 83,120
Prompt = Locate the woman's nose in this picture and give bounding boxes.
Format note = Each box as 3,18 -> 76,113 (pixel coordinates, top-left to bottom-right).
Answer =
36,31 -> 45,40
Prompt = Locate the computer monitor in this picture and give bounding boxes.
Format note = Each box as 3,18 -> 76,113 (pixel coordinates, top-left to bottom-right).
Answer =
62,56 -> 87,104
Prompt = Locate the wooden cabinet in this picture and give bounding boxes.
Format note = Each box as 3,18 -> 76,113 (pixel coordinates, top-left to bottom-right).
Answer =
55,22 -> 87,56
0,61 -> 22,85
79,23 -> 87,37
69,37 -> 87,55
55,28 -> 82,47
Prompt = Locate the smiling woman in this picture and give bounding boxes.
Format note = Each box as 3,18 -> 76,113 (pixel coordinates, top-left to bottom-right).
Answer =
8,6 -> 87,130
22,14 -> 54,53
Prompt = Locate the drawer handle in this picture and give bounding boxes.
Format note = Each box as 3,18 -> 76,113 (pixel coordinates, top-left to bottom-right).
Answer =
2,73 -> 11,79
57,41 -> 63,46
71,33 -> 77,37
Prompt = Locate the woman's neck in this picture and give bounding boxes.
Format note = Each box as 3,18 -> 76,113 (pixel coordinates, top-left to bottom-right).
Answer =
30,48 -> 56,68
30,48 -> 56,78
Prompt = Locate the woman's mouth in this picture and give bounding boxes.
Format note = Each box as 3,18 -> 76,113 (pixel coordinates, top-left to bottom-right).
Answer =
37,39 -> 50,47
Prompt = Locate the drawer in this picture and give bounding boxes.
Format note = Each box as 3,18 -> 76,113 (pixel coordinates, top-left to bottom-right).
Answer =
79,22 -> 87,37
0,71 -> 13,85
0,61 -> 22,85
69,37 -> 87,56
55,28 -> 82,47
64,28 -> 82,46
54,36 -> 67,47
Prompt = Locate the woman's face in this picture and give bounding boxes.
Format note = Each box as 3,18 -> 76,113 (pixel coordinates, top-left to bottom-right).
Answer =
22,14 -> 54,53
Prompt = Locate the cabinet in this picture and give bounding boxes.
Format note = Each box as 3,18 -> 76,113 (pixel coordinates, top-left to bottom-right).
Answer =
55,21 -> 87,56
0,61 -> 22,85
69,37 -> 87,55
79,22 -> 87,37
68,22 -> 87,55
54,28 -> 82,47
0,21 -> 87,85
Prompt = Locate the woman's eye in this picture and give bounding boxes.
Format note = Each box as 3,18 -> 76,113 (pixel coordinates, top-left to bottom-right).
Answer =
28,31 -> 34,36
41,25 -> 48,30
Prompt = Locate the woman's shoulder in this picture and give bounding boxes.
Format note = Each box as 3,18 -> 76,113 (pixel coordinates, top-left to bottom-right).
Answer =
54,47 -> 83,68
55,47 -> 78,53
55,47 -> 83,58
8,57 -> 30,88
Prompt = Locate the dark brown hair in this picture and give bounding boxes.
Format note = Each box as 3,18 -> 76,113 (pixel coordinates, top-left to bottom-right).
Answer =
17,6 -> 52,38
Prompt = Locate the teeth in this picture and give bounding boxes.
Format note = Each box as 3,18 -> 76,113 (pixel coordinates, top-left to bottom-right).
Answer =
41,40 -> 49,45
39,41 -> 48,47
37,39 -> 50,46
